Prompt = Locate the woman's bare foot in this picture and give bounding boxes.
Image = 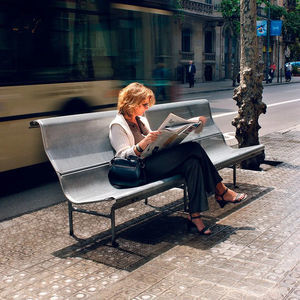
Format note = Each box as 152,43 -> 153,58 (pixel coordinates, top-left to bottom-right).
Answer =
188,213 -> 211,235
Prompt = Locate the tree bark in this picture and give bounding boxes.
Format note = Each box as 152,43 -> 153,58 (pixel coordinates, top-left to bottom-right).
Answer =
232,0 -> 267,170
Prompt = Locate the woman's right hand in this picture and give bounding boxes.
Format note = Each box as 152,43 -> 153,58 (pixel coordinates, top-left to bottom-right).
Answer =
139,131 -> 161,150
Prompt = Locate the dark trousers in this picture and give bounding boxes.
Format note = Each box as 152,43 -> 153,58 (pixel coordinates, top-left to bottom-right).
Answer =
188,73 -> 195,87
144,142 -> 223,213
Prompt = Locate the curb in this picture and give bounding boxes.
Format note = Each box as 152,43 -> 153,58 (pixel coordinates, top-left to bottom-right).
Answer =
181,80 -> 300,95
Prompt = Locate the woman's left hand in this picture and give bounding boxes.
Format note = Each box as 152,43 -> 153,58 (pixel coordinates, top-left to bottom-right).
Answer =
189,116 -> 207,126
191,116 -> 206,134
198,116 -> 207,125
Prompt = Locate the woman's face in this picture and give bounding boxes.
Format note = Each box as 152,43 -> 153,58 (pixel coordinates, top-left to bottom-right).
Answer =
133,98 -> 150,116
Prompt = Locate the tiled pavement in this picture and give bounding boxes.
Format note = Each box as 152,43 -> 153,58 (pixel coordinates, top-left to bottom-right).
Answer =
0,126 -> 299,299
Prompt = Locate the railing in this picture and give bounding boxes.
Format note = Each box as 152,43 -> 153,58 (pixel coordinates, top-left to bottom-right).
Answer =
213,3 -> 221,11
179,50 -> 194,61
181,0 -> 213,15
282,34 -> 294,43
203,52 -> 216,61
257,6 -> 267,18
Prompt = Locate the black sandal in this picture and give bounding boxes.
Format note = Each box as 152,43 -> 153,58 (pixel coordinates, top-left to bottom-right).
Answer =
215,188 -> 247,208
187,215 -> 212,235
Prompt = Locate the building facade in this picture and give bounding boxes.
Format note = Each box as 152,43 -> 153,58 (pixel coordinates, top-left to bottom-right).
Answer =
172,0 -> 231,84
109,0 -> 291,85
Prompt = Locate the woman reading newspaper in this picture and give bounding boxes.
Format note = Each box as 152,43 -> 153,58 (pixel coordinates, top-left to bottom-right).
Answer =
109,82 -> 247,235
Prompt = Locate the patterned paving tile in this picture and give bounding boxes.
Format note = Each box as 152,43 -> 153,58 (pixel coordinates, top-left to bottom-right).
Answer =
0,129 -> 299,299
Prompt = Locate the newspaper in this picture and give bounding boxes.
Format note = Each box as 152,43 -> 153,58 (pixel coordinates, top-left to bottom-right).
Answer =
141,113 -> 203,158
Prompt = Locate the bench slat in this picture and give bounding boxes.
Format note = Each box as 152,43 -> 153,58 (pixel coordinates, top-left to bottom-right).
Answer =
60,165 -> 184,205
37,111 -> 115,175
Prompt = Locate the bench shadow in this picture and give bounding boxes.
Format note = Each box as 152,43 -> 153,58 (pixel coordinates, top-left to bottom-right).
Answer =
263,159 -> 283,166
53,183 -> 272,272
273,161 -> 300,171
261,160 -> 300,171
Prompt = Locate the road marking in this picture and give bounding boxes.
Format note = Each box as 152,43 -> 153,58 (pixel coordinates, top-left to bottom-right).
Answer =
267,98 -> 300,107
214,111 -> 237,118
223,132 -> 236,140
213,98 -> 300,118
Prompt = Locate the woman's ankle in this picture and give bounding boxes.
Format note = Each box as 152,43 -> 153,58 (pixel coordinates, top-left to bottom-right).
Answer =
190,212 -> 201,218
215,182 -> 226,194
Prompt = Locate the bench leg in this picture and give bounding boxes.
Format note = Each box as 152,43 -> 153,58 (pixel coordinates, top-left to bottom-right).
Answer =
233,165 -> 237,188
68,201 -> 74,236
110,208 -> 118,247
183,183 -> 188,212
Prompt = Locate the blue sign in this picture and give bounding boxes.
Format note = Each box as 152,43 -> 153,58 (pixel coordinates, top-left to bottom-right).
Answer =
257,20 -> 267,36
270,20 -> 282,36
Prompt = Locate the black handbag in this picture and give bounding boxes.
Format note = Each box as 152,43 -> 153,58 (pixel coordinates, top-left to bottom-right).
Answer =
108,155 -> 147,188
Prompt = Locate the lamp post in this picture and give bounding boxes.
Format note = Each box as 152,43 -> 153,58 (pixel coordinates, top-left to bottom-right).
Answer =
266,3 -> 270,83
277,36 -> 280,83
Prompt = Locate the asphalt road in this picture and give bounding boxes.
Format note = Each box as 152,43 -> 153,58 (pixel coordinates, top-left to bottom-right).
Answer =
183,83 -> 300,145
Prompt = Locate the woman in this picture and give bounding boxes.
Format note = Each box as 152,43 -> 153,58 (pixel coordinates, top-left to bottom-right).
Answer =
109,82 -> 247,235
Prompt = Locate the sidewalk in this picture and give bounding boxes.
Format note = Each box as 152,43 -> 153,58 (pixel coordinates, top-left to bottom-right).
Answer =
180,75 -> 300,95
0,127 -> 299,298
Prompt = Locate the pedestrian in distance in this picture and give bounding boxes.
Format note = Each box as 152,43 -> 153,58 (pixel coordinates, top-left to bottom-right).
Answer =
152,63 -> 168,101
285,62 -> 292,82
187,60 -> 196,88
270,62 -> 276,74
269,62 -> 276,82
109,82 -> 247,235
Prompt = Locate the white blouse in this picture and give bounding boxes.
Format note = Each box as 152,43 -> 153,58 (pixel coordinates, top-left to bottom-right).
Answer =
109,113 -> 151,158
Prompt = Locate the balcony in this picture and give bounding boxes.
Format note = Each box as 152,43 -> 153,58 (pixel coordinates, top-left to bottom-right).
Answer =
179,50 -> 194,61
257,6 -> 267,18
180,0 -> 213,15
203,52 -> 216,62
282,33 -> 295,44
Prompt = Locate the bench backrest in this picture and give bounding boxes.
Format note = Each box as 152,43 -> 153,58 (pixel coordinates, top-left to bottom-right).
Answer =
37,111 -> 116,175
146,99 -> 222,141
36,99 -> 223,176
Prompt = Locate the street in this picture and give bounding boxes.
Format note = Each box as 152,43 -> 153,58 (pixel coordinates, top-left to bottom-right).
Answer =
181,82 -> 300,145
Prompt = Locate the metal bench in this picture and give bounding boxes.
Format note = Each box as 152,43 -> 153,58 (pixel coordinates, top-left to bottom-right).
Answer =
35,99 -> 264,246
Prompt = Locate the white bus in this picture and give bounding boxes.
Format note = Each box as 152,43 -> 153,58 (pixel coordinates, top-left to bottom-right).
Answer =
0,0 -> 175,176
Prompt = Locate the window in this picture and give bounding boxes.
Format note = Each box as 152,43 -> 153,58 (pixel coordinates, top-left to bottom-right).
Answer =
205,31 -> 213,53
182,28 -> 191,52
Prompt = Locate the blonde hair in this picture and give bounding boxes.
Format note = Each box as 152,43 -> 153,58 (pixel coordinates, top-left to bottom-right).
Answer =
118,82 -> 155,116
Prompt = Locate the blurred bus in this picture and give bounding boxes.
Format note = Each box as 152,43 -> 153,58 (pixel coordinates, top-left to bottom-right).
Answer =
0,0 -> 175,174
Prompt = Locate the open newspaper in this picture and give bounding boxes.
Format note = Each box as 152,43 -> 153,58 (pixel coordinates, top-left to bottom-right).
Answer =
141,113 -> 203,158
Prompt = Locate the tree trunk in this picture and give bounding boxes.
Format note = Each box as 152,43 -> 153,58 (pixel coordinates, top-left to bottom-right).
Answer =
232,0 -> 267,170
